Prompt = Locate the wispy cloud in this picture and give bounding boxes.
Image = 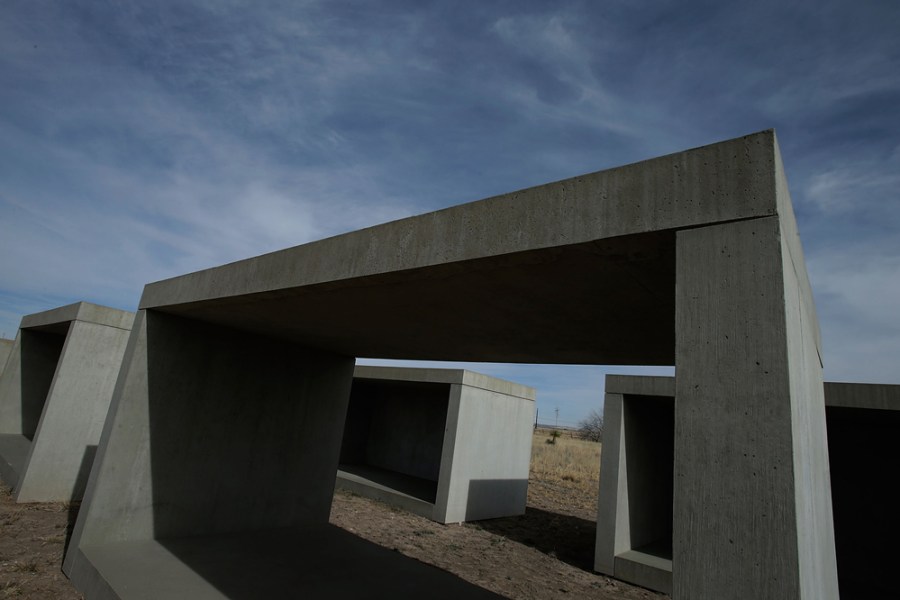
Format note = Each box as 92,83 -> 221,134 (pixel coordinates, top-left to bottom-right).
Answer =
1,0 -> 899,417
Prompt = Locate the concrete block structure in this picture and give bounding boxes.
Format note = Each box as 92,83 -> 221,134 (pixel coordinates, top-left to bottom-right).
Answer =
337,366 -> 535,523
64,130 -> 838,599
0,302 -> 133,502
594,375 -> 676,595
595,375 -> 899,599
0,338 -> 13,378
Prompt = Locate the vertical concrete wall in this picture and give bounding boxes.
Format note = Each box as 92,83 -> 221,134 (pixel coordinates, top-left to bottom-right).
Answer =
436,377 -> 535,523
65,310 -> 356,592
674,216 -> 837,599
0,338 -> 14,378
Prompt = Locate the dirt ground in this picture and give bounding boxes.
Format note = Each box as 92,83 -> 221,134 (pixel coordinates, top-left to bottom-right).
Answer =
0,472 -> 664,600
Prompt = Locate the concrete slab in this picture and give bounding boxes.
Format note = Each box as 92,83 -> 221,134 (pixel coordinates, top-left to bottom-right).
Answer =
337,366 -> 535,523
0,302 -> 133,502
74,526 -> 504,600
594,376 -> 898,599
0,338 -> 13,378
65,131 -> 837,600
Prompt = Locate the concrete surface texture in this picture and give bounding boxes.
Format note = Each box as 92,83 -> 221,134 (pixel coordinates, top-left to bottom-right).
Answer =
0,302 -> 133,502
337,365 -> 535,523
65,130 -> 836,600
594,375 -> 899,600
0,338 -> 13,378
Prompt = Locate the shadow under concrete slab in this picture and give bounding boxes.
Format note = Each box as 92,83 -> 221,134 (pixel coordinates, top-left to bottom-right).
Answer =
82,525 -> 507,600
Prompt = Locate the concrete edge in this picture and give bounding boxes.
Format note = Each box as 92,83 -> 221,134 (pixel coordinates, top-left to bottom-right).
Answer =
352,366 -> 536,401
20,302 -> 134,331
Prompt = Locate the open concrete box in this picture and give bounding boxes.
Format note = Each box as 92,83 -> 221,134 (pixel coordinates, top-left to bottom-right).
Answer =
595,375 -> 899,599
63,131 -> 840,599
337,365 -> 535,523
0,302 -> 133,502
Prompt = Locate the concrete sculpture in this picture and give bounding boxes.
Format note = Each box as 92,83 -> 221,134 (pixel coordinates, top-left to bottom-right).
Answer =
64,130 -> 837,599
337,366 -> 535,523
0,302 -> 133,502
595,375 -> 897,599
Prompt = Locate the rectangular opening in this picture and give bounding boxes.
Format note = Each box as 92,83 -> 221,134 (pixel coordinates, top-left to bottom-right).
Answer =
826,405 -> 899,599
338,378 -> 450,504
622,394 -> 674,561
0,327 -> 67,488
18,328 -> 67,439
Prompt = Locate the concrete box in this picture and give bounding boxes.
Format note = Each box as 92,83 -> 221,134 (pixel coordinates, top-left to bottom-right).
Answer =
337,366 -> 535,523
594,376 -> 899,599
64,131 -> 837,599
0,302 -> 133,502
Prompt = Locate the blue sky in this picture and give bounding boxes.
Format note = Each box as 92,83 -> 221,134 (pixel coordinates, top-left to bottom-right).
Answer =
1,1 -> 898,427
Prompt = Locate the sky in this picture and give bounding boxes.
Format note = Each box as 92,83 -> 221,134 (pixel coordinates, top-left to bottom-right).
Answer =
1,1 -> 898,428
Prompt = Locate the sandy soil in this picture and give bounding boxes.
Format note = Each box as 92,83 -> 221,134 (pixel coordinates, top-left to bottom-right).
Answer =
1,477 -> 664,600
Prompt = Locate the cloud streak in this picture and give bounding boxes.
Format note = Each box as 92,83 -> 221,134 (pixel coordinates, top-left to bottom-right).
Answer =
2,0 -> 899,420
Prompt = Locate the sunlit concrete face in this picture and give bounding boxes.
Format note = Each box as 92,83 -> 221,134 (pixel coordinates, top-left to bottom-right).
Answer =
595,377 -> 898,600
337,366 -> 535,523
0,302 -> 133,502
64,130 -> 837,600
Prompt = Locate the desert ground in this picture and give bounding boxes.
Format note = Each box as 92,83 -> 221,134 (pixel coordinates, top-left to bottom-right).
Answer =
1,430 -> 664,599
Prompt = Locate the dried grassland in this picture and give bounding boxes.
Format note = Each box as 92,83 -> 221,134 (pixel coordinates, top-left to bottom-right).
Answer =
530,428 -> 601,488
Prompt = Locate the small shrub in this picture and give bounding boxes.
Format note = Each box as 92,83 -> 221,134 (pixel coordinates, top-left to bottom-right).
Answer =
578,409 -> 604,442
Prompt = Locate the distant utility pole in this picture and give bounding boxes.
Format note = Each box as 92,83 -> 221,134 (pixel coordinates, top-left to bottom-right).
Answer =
555,407 -> 559,428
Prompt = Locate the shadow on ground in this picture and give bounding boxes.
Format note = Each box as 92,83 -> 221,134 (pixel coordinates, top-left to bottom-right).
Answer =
474,506 -> 596,572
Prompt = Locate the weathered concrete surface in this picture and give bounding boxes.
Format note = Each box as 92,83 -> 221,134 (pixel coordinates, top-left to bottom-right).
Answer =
65,131 -> 836,600
0,302 -> 133,502
675,214 -> 835,600
0,338 -> 13,378
337,366 -> 535,523
595,376 -> 897,599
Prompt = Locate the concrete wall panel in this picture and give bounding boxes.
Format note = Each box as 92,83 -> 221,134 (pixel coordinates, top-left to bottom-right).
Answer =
675,217 -> 836,599
0,338 -> 13,378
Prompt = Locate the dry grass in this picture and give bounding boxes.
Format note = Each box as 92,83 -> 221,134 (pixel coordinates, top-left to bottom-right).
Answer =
1,581 -> 22,598
530,429 -> 601,487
